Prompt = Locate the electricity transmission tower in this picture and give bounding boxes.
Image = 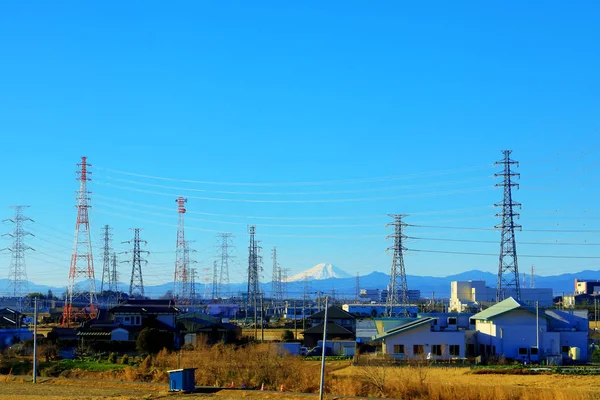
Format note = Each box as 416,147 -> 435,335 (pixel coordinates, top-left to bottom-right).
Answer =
100,225 -> 112,293
271,247 -> 284,307
3,206 -> 34,307
184,240 -> 196,303
62,157 -> 97,326
530,265 -> 535,289
122,228 -> 149,297
247,225 -> 262,312
355,273 -> 360,304
217,233 -> 234,299
495,150 -> 521,302
110,252 -> 119,293
212,260 -> 219,300
173,197 -> 189,302
386,214 -> 409,317
189,268 -> 197,304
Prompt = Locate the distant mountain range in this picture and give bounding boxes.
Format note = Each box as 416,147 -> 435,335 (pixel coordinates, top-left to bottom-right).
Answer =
1,268 -> 599,300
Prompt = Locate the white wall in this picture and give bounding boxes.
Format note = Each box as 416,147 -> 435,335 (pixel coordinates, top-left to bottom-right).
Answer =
382,323 -> 466,360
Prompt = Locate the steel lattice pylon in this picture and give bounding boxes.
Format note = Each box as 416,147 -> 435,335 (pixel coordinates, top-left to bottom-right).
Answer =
3,206 -> 34,306
62,157 -> 97,326
495,150 -> 522,301
122,228 -> 149,297
218,233 -> 234,300
100,225 -> 112,293
386,214 -> 409,317
173,197 -> 188,302
247,225 -> 261,311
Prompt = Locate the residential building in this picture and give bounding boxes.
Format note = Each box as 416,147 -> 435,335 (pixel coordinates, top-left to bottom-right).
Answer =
372,317 -> 470,360
574,279 -> 600,295
302,306 -> 356,348
472,297 -> 588,362
0,308 -> 32,348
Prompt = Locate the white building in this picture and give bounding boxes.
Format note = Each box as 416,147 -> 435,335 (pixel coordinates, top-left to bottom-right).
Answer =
373,298 -> 589,363
450,280 -> 553,312
473,297 -> 588,362
373,317 -> 469,360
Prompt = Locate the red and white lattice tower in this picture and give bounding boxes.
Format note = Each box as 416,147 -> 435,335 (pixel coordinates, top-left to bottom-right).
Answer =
62,157 -> 97,326
173,196 -> 188,302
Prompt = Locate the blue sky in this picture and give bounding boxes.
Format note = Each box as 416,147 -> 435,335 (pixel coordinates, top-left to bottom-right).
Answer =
1,2 -> 599,294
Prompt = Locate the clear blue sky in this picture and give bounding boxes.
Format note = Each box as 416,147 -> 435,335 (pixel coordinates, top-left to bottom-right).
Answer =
1,2 -> 599,294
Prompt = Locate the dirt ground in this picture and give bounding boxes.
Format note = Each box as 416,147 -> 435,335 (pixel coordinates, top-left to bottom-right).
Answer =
0,378 -> 354,400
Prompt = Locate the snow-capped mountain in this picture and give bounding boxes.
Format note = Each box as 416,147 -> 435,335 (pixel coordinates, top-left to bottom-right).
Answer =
286,263 -> 352,282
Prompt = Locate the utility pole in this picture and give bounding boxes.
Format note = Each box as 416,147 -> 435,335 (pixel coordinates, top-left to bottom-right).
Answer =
318,296 -> 329,400
62,157 -> 97,326
386,214 -> 409,317
32,297 -> 38,383
3,206 -> 34,310
100,225 -> 112,294
495,150 -> 522,302
174,197 -> 188,302
293,299 -> 298,340
189,268 -> 197,305
260,293 -> 264,342
122,229 -> 149,297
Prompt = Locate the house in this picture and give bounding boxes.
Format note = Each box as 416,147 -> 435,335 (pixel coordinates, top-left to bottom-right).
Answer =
342,304 -> 418,318
372,317 -> 471,360
0,308 -> 32,348
472,297 -> 588,363
76,299 -> 181,347
302,306 -> 356,348
177,312 -> 241,344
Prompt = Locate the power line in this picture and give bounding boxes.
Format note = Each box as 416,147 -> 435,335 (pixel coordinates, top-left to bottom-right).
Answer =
95,163 -> 493,187
409,249 -> 600,259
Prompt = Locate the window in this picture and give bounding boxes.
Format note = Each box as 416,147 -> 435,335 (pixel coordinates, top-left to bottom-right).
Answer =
530,347 -> 538,355
124,316 -> 131,324
561,346 -> 570,353
135,316 -> 141,325
449,345 -> 460,356
448,317 -> 457,325
115,317 -> 123,324
413,345 -> 424,355
466,344 -> 475,356
518,347 -> 528,355
432,345 -> 442,356
393,344 -> 405,354
469,318 -> 475,326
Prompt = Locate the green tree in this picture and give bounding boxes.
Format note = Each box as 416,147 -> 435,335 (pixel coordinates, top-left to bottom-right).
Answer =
281,329 -> 294,342
136,327 -> 174,354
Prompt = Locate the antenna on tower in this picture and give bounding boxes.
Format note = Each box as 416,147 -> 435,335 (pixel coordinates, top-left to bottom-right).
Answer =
386,214 -> 409,317
174,197 -> 188,302
100,225 -> 112,294
122,228 -> 149,297
3,206 -> 34,310
495,150 -> 522,302
62,157 -> 97,326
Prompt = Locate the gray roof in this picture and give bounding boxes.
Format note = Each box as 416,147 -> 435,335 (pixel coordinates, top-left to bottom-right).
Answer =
471,297 -> 547,321
372,317 -> 434,341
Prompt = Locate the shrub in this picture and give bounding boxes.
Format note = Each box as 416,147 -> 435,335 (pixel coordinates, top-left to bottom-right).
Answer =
281,330 -> 294,342
40,364 -> 64,377
108,352 -> 117,364
120,354 -> 130,365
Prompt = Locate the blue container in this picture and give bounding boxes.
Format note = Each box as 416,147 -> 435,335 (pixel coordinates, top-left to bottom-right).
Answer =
168,368 -> 196,392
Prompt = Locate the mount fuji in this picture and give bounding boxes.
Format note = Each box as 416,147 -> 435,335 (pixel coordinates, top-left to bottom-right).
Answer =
286,263 -> 352,282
